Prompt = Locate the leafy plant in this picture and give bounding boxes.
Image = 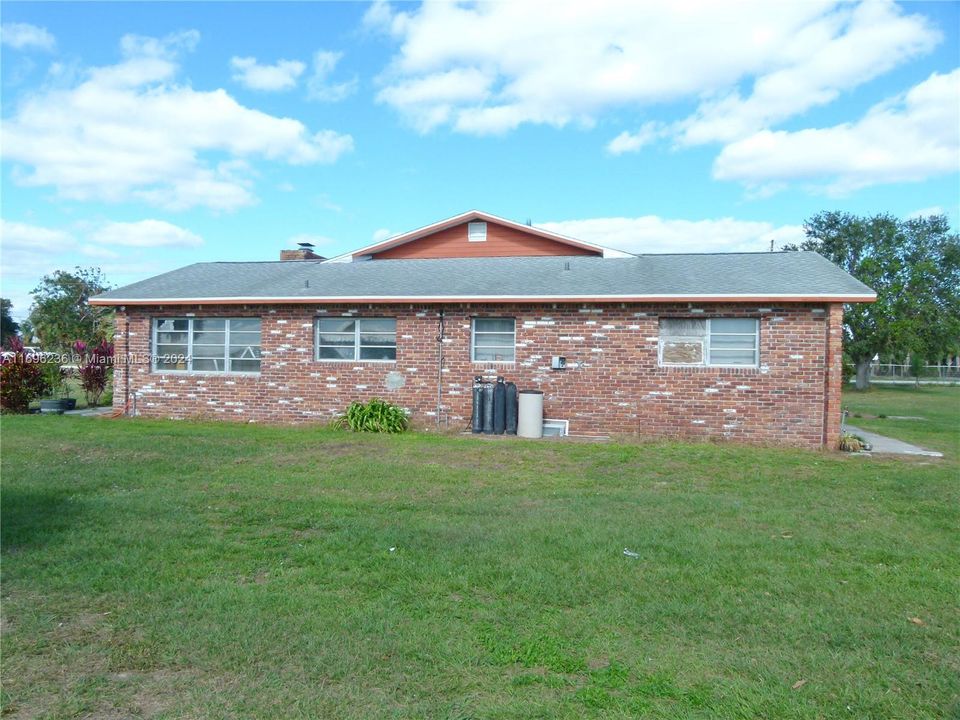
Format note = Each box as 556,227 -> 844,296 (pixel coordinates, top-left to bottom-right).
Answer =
0,337 -> 50,413
74,340 -> 114,407
39,359 -> 66,399
333,398 -> 409,433
839,433 -> 865,453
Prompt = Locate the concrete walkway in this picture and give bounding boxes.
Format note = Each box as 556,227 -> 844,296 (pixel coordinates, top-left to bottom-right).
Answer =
844,424 -> 943,458
64,406 -> 114,417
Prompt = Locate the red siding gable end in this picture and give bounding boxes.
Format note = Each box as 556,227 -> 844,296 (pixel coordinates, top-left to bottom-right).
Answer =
363,221 -> 602,260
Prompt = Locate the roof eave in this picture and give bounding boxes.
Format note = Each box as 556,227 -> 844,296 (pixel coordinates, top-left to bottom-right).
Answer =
90,293 -> 877,306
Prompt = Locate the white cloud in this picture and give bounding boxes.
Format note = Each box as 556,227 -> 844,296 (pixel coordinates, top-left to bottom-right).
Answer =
1,22 -> 56,51
80,245 -> 122,260
606,122 -> 665,155
907,206 -> 945,219
0,219 -> 80,317
231,56 -> 306,92
539,216 -> 806,254
0,218 -> 74,251
675,1 -> 939,145
713,69 -> 960,194
0,218 -> 188,321
369,0 -> 938,137
1,31 -> 353,211
90,220 -> 204,248
371,228 -> 393,242
306,50 -> 357,102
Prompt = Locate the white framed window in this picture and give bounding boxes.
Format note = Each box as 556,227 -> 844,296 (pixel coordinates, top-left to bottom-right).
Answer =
316,317 -> 396,361
472,317 -> 515,362
467,221 -> 487,242
152,317 -> 261,374
659,318 -> 759,367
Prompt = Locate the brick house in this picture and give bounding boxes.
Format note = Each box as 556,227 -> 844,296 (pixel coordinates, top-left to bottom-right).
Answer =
91,210 -> 875,448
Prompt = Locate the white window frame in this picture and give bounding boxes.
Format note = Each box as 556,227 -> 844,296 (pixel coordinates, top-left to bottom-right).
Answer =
467,221 -> 487,242
315,317 -> 397,362
471,317 -> 516,363
151,317 -> 261,374
658,317 -> 759,368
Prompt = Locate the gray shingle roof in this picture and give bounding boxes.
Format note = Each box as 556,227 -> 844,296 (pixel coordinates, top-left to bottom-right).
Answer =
91,252 -> 875,304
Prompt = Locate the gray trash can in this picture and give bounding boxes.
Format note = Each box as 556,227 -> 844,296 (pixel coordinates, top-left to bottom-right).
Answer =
517,390 -> 544,439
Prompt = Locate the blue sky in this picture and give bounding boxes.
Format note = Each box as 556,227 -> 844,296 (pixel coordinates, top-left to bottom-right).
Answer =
2,0 -> 958,320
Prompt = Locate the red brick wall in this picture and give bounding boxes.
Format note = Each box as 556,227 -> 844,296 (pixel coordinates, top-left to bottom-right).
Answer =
112,302 -> 843,448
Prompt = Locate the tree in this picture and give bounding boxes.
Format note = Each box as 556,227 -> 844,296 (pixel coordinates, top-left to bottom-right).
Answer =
1,299 -> 20,344
27,268 -> 113,353
785,211 -> 960,389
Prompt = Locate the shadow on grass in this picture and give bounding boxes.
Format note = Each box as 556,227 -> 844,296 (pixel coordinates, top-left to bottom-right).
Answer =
1,486 -> 80,552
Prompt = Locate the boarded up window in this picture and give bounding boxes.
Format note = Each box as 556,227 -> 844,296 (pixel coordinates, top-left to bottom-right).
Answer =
659,318 -> 759,367
659,319 -> 706,365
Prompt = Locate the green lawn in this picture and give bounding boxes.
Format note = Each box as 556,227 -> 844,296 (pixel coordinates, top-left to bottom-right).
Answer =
842,383 -> 960,456
2,387 -> 958,719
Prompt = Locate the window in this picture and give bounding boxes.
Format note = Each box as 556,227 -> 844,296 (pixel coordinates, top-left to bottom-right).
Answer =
316,318 -> 396,361
659,318 -> 758,367
152,317 -> 261,373
467,221 -> 487,242
472,317 -> 515,362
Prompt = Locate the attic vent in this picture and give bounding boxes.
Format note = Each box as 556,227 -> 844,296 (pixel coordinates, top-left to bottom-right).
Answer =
467,221 -> 487,242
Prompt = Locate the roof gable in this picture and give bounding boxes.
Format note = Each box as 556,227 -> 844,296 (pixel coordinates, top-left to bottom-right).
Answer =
336,211 -> 628,261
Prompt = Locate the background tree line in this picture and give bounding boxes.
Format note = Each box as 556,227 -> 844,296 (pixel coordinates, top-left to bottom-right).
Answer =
785,211 -> 960,389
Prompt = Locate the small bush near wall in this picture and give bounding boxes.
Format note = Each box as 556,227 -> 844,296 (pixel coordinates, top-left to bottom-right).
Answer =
0,338 -> 50,413
333,399 -> 409,434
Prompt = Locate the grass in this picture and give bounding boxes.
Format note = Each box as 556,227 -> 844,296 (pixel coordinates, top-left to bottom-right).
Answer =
842,383 -> 960,456
1,386 -> 957,719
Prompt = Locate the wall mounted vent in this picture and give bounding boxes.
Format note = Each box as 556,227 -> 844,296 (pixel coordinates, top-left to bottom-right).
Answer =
467,221 -> 487,242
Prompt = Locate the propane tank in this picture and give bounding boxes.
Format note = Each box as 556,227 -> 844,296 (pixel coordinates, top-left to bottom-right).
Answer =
504,381 -> 518,435
471,375 -> 484,433
493,376 -> 507,435
482,382 -> 494,434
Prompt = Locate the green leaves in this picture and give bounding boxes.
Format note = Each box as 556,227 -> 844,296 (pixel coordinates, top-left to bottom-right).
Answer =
332,398 -> 409,433
28,267 -> 113,353
786,211 -> 960,367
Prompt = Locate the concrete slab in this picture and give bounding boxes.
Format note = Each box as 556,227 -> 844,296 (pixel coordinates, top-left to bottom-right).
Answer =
844,424 -> 943,458
64,406 -> 114,417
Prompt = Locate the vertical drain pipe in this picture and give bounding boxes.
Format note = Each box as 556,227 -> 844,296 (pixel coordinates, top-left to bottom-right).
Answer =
436,308 -> 445,428
123,308 -> 131,416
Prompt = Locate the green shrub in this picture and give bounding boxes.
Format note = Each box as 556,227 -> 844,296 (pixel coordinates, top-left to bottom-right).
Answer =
839,432 -> 865,452
0,337 -> 50,413
332,398 -> 409,433
841,353 -> 855,385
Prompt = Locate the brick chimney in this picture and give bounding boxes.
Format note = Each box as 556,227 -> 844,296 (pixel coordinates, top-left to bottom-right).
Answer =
280,243 -> 324,261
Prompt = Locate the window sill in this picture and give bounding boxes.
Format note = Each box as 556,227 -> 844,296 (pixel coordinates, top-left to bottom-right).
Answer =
151,370 -> 261,377
659,364 -> 762,373
472,360 -> 516,365
314,359 -> 397,364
